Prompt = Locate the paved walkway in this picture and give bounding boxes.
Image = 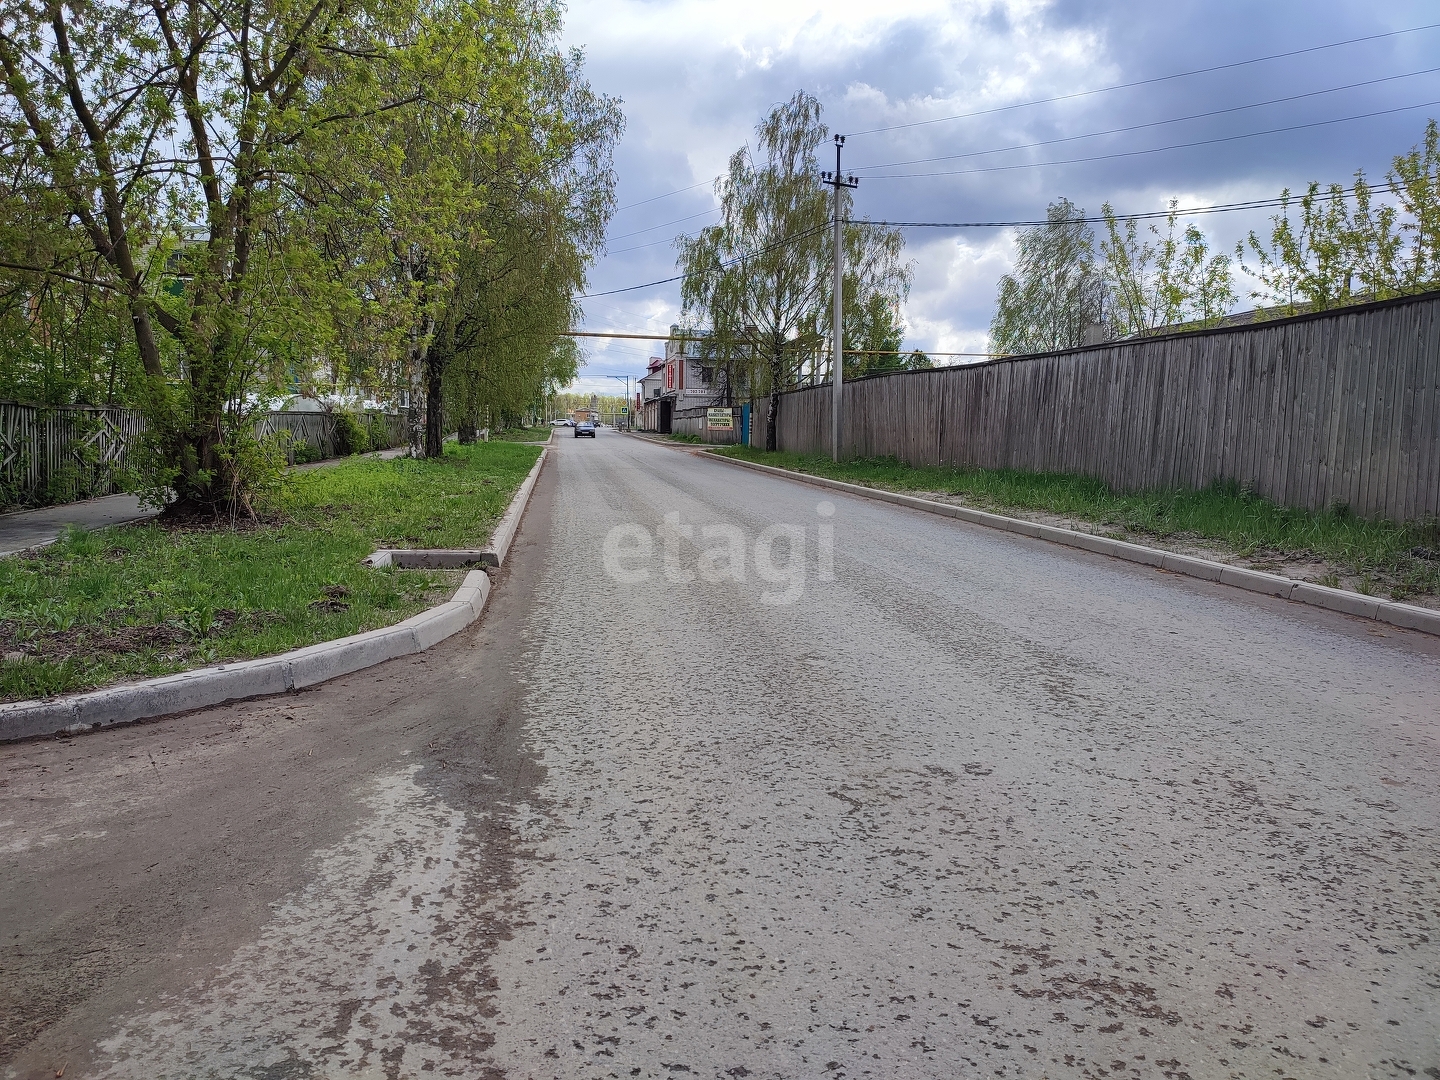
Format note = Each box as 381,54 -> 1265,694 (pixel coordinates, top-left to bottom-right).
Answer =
0,447 -> 414,557
0,495 -> 158,557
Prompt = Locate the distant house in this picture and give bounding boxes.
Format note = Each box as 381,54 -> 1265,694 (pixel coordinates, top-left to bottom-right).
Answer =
638,327 -> 748,433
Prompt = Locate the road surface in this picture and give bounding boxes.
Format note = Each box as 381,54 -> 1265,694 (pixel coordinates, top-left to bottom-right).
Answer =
2,431 -> 1437,1080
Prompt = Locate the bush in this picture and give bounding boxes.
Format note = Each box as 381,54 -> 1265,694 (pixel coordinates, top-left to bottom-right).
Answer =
292,440 -> 325,465
332,411 -> 370,456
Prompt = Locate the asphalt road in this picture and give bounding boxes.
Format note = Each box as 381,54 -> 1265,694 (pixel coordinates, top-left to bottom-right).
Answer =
2,431 -> 1438,1080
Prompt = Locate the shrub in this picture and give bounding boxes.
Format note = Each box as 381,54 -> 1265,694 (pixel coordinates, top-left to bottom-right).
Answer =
292,440 -> 326,465
332,411 -> 370,456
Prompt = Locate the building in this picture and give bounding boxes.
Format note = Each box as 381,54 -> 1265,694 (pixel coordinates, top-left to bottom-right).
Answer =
638,327 -> 749,433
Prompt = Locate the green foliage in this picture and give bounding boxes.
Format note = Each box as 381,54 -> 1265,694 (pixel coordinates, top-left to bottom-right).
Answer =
0,442 -> 541,701
421,30 -> 621,453
0,0 -> 614,508
1238,119 -> 1440,313
332,412 -> 371,457
1100,201 -> 1236,336
292,441 -> 326,466
990,198 -> 1104,355
678,91 -> 912,447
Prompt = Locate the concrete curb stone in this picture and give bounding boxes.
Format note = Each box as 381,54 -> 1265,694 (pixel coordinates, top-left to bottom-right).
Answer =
0,448 -> 545,743
701,449 -> 1440,639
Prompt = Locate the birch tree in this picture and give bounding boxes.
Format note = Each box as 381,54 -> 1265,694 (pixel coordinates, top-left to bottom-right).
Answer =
678,91 -> 910,451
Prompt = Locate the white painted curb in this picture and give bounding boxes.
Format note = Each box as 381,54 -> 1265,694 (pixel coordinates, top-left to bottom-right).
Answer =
0,448 -> 548,743
704,451 -> 1440,639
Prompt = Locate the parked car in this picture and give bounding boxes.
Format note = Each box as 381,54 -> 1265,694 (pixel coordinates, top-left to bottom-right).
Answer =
551,418 -> 575,427
574,421 -> 596,438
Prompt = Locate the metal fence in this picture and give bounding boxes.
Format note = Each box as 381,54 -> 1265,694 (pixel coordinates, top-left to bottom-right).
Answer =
758,289 -> 1440,523
0,404 -> 406,510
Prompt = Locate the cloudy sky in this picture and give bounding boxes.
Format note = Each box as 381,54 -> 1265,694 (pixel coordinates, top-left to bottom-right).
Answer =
559,0 -> 1440,398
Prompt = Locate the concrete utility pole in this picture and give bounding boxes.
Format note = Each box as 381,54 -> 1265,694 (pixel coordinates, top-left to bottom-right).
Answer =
820,136 -> 858,463
607,374 -> 632,429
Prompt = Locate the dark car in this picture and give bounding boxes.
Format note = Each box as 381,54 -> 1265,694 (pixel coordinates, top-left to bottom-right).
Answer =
574,421 -> 596,438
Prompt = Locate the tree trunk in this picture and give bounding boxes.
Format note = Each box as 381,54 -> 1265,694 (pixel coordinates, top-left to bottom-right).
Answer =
765,347 -> 782,452
424,351 -> 445,458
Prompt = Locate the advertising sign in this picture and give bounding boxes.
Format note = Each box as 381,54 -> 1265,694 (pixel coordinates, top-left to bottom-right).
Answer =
706,408 -> 734,430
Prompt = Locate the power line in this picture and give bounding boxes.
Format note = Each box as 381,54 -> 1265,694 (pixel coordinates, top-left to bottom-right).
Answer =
851,67 -> 1440,173
852,180 -> 1406,230
859,98 -> 1440,179
604,233 -> 694,256
605,206 -> 721,244
580,221 -> 830,298
612,179 -> 715,213
845,22 -> 1440,137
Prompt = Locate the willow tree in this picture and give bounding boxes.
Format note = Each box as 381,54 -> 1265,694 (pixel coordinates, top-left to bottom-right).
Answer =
990,198 -> 1105,355
677,91 -> 910,451
1099,202 -> 1235,336
429,44 -> 618,448
1238,120 -> 1440,315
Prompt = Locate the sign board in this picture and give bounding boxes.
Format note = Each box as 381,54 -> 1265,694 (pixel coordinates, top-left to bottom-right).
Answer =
706,408 -> 734,430
620,406 -> 628,413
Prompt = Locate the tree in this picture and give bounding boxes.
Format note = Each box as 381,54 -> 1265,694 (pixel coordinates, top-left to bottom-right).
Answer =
432,42 -> 620,446
0,0 -> 570,509
678,91 -> 911,451
1238,119 -> 1440,314
989,198 -> 1104,355
1099,201 -> 1235,336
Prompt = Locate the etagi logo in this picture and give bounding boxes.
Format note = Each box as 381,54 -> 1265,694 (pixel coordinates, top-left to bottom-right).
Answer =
602,501 -> 836,605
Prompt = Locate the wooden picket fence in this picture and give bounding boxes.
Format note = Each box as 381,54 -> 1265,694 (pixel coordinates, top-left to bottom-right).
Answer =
757,289 -> 1440,523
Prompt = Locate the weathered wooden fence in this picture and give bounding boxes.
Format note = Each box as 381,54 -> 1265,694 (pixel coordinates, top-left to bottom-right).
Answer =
672,406 -> 742,444
759,289 -> 1440,522
0,402 -> 147,508
0,405 -> 406,510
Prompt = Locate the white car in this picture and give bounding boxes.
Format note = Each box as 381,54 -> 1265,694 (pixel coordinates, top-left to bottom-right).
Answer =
551,418 -> 576,427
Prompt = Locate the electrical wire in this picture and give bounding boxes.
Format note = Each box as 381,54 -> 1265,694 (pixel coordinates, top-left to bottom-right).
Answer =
859,98 -> 1440,179
849,179 -> 1407,230
851,67 -> 1440,173
604,206 -> 721,244
844,22 -> 1440,137
580,221 -> 831,298
612,179 -> 715,213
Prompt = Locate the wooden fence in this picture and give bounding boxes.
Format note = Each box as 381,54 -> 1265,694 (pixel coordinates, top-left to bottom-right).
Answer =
0,402 -> 147,508
0,405 -> 406,510
759,289 -> 1440,523
672,406 -> 742,444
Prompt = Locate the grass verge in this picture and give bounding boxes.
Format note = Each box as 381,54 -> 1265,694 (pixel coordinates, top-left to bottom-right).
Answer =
711,446 -> 1440,602
487,426 -> 554,443
0,442 -> 541,702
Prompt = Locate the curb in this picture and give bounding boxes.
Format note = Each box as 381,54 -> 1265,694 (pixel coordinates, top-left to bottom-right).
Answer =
0,447 -> 549,743
702,451 -> 1440,639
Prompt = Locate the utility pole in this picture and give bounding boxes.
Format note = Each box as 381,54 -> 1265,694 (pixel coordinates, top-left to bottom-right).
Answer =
606,374 -> 632,429
820,135 -> 858,463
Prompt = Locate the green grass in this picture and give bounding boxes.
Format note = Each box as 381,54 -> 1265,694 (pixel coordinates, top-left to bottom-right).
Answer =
712,446 -> 1440,600
667,432 -> 704,444
0,441 -> 541,702
486,426 -> 554,443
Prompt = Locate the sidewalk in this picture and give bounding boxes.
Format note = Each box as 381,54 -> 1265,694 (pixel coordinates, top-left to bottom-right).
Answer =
0,495 -> 157,557
0,446 -> 413,558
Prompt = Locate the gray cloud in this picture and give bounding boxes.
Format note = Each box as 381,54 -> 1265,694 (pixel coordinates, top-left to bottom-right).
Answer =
564,0 -> 1440,381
